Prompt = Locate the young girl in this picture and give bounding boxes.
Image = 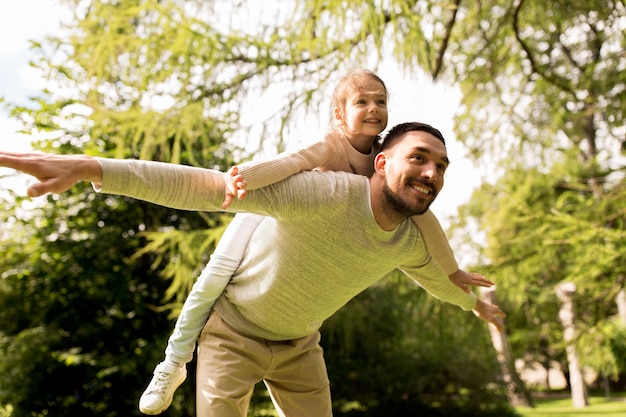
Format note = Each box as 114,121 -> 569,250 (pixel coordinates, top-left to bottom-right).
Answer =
139,69 -> 493,415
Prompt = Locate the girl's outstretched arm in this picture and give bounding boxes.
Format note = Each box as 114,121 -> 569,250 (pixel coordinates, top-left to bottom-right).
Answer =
473,298 -> 506,333
411,210 -> 494,293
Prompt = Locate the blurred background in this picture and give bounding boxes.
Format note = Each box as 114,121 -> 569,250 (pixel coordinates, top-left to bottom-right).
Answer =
0,1 -> 624,416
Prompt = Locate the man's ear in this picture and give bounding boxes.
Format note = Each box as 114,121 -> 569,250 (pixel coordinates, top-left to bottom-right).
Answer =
374,152 -> 387,174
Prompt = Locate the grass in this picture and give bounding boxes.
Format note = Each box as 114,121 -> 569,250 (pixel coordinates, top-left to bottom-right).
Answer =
252,391 -> 626,417
516,392 -> 626,417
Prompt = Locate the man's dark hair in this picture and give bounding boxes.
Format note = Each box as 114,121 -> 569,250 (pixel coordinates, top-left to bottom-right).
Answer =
380,122 -> 446,151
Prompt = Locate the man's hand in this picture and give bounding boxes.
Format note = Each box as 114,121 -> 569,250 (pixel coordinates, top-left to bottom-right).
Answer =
472,298 -> 506,333
0,151 -> 101,197
449,270 -> 495,293
222,166 -> 247,209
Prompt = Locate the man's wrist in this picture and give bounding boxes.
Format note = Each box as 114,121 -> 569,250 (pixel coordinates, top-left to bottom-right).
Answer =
84,156 -> 103,186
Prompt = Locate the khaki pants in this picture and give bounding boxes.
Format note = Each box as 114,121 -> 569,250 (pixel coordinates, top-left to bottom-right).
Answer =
196,312 -> 332,417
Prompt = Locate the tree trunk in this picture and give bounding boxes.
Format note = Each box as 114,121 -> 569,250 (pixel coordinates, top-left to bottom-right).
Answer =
555,282 -> 588,408
480,287 -> 534,407
617,287 -> 626,324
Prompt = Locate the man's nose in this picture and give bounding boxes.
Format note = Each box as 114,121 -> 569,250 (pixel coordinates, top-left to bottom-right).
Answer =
421,162 -> 437,182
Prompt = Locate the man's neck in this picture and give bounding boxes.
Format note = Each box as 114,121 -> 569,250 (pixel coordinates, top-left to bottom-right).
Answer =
368,177 -> 404,231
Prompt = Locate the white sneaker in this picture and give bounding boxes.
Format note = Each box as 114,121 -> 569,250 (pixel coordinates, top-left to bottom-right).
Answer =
139,361 -> 187,415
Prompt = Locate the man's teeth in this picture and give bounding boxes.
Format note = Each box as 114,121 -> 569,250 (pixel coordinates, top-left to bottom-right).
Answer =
413,185 -> 431,194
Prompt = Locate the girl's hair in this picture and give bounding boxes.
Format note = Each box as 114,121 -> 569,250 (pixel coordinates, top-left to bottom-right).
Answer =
331,69 -> 389,114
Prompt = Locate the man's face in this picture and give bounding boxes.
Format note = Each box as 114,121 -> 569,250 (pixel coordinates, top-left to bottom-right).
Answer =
380,131 -> 448,217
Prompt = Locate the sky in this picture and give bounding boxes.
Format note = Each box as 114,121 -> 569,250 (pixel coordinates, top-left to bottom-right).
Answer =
0,1 -> 480,224
0,1 -> 70,191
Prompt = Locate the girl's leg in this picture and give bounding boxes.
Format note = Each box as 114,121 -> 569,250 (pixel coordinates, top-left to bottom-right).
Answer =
166,213 -> 265,363
139,213 -> 265,415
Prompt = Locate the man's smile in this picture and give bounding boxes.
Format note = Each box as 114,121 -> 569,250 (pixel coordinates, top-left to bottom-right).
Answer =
409,181 -> 434,196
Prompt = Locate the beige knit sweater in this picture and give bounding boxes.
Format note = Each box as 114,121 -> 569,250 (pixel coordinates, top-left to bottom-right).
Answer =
97,156 -> 475,340
237,130 -> 459,275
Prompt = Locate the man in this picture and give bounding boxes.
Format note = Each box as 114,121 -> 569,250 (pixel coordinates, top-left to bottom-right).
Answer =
0,122 -> 505,417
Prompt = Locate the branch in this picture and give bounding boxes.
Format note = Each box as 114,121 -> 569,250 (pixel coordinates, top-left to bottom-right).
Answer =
512,0 -> 575,95
432,0 -> 462,80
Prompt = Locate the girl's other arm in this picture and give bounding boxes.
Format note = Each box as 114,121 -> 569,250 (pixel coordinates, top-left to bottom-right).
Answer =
412,210 -> 494,293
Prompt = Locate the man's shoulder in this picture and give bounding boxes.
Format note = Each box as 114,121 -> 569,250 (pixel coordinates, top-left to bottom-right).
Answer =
285,169 -> 364,182
291,169 -> 369,191
274,170 -> 369,204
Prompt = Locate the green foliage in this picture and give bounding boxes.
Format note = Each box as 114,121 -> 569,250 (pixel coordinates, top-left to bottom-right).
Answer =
0,183 -> 202,416
322,273 -> 516,417
449,0 -> 625,166
578,319 -> 626,381
455,157 -> 626,387
132,219 -> 231,309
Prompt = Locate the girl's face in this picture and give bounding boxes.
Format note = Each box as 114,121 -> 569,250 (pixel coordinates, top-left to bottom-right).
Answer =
336,80 -> 388,141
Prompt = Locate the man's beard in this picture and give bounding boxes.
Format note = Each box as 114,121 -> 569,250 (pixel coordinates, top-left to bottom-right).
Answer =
382,182 -> 434,218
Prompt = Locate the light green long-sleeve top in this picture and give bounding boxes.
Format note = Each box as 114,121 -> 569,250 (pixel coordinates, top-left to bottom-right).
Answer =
237,130 -> 459,275
97,157 -> 476,340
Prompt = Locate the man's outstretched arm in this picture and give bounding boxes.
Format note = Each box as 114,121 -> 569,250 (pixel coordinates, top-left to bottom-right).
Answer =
1,150 -> 236,214
472,298 -> 506,333
0,151 -> 102,197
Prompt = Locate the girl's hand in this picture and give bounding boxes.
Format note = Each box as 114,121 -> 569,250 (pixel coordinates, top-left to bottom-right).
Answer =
222,165 -> 247,209
472,298 -> 506,333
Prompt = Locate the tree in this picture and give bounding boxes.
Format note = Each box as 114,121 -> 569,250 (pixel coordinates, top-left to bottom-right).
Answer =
555,282 -> 588,407
443,0 -> 626,400
447,0 -> 625,167
1,0 -> 241,413
454,159 -> 626,395
321,273 -> 515,417
0,177 -> 205,416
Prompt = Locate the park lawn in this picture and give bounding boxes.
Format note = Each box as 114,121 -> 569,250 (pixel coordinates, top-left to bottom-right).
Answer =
516,393 -> 626,417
